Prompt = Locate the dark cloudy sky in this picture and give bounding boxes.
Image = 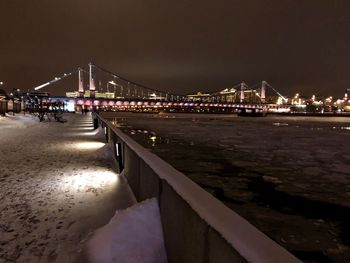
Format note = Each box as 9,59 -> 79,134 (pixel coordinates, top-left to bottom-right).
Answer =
1,0 -> 350,96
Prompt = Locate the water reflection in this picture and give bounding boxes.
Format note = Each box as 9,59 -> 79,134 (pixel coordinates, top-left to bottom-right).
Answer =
273,122 -> 289,126
332,126 -> 350,130
121,127 -> 171,147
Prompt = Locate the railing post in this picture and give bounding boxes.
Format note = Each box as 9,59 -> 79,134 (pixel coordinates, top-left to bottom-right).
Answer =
93,117 -> 99,129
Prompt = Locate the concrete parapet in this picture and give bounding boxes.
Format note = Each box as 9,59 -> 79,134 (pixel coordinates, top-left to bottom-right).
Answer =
207,228 -> 247,263
139,160 -> 161,201
160,180 -> 207,263
124,145 -> 140,201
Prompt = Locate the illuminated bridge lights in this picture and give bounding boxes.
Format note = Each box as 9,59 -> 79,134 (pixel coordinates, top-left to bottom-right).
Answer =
34,96 -> 284,112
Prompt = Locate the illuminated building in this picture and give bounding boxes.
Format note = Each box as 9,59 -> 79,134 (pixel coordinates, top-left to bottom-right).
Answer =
66,91 -> 80,98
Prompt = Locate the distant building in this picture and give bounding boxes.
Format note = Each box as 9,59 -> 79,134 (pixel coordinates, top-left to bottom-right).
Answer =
95,92 -> 115,99
95,92 -> 105,98
148,92 -> 165,100
186,92 -> 211,101
84,90 -> 91,98
65,90 -> 116,99
66,91 -> 80,98
105,92 -> 115,99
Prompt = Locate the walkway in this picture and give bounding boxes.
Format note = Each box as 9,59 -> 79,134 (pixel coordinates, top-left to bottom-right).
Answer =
0,113 -> 135,262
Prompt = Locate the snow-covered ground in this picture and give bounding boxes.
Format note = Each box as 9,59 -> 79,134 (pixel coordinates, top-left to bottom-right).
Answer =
103,112 -> 350,263
85,198 -> 167,263
0,113 -> 135,262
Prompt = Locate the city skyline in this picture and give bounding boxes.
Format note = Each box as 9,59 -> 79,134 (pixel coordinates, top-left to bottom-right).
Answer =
1,1 -> 350,97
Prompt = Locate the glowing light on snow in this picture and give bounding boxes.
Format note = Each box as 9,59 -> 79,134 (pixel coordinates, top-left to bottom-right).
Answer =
74,141 -> 105,150
79,130 -> 100,136
73,127 -> 95,130
73,124 -> 94,127
64,130 -> 99,137
63,170 -> 118,190
81,130 -> 98,136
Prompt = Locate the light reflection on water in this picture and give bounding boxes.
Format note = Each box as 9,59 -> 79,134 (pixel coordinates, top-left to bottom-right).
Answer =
123,128 -> 170,147
332,126 -> 350,130
273,122 -> 289,126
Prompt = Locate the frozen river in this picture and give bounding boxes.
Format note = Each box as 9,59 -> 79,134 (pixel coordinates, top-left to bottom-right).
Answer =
103,112 -> 350,263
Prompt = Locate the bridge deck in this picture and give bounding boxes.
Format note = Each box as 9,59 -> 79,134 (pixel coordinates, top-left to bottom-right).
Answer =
0,113 -> 135,262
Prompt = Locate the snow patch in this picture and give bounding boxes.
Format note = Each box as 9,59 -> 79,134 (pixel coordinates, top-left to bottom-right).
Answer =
85,198 -> 167,263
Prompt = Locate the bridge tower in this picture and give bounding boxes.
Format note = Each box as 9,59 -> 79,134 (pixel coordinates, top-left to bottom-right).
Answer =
89,62 -> 96,98
78,68 -> 84,97
261,81 -> 266,103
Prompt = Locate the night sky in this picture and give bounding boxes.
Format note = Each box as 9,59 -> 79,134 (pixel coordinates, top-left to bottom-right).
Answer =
1,0 -> 350,97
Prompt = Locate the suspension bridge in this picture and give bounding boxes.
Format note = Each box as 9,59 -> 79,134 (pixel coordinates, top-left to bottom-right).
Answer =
30,63 -> 289,114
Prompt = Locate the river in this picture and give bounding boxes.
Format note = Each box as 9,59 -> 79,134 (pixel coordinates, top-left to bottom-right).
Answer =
102,112 -> 350,263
